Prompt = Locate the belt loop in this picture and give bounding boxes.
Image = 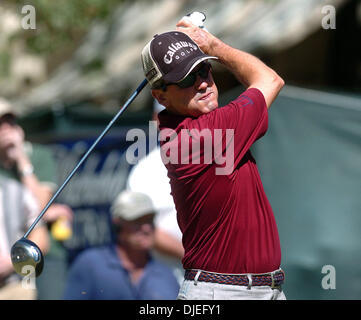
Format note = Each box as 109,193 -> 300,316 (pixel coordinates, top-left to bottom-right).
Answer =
247,274 -> 252,290
194,270 -> 201,286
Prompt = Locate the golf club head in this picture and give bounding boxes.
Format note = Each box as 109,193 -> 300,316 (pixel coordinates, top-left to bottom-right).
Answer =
10,238 -> 44,277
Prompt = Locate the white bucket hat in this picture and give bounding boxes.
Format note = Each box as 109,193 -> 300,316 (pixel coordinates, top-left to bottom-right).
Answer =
111,190 -> 155,221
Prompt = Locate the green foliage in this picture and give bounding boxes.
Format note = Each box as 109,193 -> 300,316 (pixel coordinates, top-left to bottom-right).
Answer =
0,52 -> 10,77
9,0 -> 123,55
82,57 -> 104,73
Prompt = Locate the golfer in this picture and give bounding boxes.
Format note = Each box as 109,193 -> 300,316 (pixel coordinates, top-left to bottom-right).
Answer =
141,18 -> 285,300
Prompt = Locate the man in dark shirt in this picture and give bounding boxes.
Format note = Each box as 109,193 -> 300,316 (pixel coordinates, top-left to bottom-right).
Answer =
140,18 -> 285,299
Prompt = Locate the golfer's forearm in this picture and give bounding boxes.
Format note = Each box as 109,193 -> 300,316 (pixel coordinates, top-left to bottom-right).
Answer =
209,37 -> 277,86
207,36 -> 284,107
176,19 -> 283,105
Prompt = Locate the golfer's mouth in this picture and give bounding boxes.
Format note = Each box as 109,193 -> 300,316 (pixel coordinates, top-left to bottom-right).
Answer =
199,92 -> 213,101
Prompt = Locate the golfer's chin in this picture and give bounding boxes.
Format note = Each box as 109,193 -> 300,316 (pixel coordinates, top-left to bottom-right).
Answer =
185,97 -> 219,117
197,100 -> 218,115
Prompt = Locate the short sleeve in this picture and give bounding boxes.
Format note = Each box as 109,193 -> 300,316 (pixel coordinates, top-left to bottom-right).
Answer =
201,88 -> 268,170
158,88 -> 268,176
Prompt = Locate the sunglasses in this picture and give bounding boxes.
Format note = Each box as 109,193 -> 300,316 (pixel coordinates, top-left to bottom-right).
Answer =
163,62 -> 212,90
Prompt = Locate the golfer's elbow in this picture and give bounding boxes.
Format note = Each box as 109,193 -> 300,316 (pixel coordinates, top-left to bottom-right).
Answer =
253,73 -> 284,109
271,74 -> 285,104
275,74 -> 285,92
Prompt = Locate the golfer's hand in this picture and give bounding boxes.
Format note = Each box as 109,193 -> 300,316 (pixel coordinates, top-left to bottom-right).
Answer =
176,18 -> 216,56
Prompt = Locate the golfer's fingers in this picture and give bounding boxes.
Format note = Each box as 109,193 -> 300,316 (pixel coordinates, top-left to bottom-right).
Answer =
176,17 -> 194,29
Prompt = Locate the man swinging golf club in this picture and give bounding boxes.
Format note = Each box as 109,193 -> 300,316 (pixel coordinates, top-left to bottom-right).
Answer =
141,16 -> 285,300
10,11 -> 286,301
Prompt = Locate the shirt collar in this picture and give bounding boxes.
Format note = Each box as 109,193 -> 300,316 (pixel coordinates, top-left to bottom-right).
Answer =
158,109 -> 190,130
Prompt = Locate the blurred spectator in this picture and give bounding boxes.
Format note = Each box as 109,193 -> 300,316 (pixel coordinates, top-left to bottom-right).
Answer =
127,100 -> 184,284
0,98 -> 50,299
63,190 -> 180,300
0,97 -> 73,299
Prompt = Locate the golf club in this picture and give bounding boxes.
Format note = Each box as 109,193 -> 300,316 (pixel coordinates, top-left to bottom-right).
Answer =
11,78 -> 148,277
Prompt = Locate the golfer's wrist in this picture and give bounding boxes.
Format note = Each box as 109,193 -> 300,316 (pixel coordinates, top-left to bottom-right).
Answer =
207,37 -> 233,65
204,34 -> 223,57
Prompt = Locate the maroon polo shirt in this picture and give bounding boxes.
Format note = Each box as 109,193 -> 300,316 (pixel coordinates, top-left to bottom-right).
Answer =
158,88 -> 281,274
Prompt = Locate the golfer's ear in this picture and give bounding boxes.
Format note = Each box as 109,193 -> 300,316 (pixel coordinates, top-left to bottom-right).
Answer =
151,89 -> 168,107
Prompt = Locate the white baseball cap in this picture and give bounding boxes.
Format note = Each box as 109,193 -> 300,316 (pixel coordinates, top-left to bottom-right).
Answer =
110,190 -> 155,221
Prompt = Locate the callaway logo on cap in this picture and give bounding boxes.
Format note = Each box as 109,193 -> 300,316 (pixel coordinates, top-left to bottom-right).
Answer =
141,31 -> 217,88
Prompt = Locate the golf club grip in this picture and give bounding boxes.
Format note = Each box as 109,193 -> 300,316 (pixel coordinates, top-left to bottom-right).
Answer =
23,78 -> 148,238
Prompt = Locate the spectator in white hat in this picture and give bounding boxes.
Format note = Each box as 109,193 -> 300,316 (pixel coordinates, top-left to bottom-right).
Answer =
64,190 -> 180,300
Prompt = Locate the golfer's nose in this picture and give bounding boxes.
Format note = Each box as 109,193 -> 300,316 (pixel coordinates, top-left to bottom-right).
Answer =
195,75 -> 209,91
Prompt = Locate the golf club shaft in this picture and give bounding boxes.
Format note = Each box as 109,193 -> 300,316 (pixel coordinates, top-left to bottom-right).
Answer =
23,78 -> 148,239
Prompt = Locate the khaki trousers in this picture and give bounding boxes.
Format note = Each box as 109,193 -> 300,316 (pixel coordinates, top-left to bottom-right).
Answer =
0,282 -> 37,300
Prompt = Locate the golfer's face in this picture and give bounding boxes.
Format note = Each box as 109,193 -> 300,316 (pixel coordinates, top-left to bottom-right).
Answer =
156,67 -> 219,117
